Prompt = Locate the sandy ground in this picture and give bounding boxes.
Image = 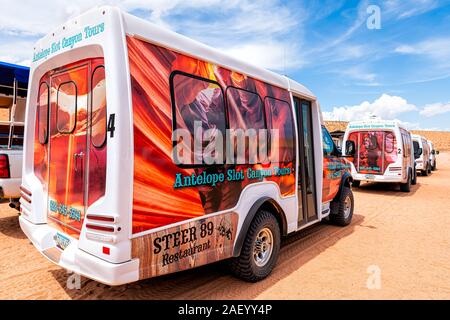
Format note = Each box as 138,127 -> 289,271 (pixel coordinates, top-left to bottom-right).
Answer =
1,154 -> 449,300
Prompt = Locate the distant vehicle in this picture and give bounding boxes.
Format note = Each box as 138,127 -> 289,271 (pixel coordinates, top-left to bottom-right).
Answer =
20,6 -> 355,286
0,61 -> 29,209
343,118 -> 416,192
427,140 -> 438,171
412,134 -> 431,176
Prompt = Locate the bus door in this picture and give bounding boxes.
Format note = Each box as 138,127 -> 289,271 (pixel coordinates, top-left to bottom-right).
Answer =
47,64 -> 89,237
294,97 -> 317,226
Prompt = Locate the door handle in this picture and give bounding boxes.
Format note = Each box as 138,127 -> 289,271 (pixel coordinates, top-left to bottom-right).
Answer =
73,152 -> 84,174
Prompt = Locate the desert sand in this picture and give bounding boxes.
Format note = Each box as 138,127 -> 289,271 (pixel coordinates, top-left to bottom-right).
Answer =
0,153 -> 449,299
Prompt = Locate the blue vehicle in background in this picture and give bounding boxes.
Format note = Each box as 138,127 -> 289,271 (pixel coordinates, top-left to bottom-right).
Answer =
0,61 -> 29,209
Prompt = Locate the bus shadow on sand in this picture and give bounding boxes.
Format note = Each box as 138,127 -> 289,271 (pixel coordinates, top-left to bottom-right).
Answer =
353,181 -> 421,197
50,213 -> 364,300
0,210 -> 26,240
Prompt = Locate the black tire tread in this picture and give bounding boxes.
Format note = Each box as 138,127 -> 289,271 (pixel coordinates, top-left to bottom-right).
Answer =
229,210 -> 280,282
329,187 -> 354,226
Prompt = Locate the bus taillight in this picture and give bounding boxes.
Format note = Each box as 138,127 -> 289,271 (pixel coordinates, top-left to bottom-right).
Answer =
0,154 -> 10,178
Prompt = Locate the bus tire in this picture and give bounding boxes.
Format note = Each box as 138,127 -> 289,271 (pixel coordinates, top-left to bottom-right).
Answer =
427,163 -> 432,174
411,169 -> 417,185
400,172 -> 411,192
329,187 -> 354,226
352,180 -> 360,188
432,161 -> 436,171
422,165 -> 429,176
229,210 -> 281,282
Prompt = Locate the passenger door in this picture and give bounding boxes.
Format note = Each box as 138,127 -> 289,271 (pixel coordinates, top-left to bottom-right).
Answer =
47,64 -> 89,236
294,97 -> 317,226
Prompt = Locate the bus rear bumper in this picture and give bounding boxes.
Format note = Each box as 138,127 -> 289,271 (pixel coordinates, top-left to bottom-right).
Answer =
353,174 -> 405,183
19,216 -> 140,286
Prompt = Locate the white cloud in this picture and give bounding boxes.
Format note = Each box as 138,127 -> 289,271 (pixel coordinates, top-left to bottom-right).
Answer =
323,94 -> 417,121
0,0 -> 304,71
384,0 -> 440,19
419,102 -> 450,117
221,41 -> 304,71
394,38 -> 450,63
0,39 -> 34,66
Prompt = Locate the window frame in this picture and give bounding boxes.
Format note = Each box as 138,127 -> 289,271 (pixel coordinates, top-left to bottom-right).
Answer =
56,80 -> 78,134
263,96 -> 294,162
169,70 -> 227,168
225,86 -> 268,165
90,65 -> 107,148
37,81 -> 50,144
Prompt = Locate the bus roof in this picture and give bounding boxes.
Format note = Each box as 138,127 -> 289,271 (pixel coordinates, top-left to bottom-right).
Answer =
346,119 -> 408,132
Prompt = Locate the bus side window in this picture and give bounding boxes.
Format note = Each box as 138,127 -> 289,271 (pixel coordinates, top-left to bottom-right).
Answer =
321,126 -> 334,156
385,132 -> 395,153
171,72 -> 226,166
264,97 -> 294,163
38,82 -> 49,144
91,66 -> 107,147
56,81 -> 77,133
226,87 -> 266,164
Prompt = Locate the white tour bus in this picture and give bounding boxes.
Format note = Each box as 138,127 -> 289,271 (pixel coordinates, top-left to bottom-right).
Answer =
343,119 -> 416,192
427,140 -> 438,171
412,134 -> 431,176
20,6 -> 356,285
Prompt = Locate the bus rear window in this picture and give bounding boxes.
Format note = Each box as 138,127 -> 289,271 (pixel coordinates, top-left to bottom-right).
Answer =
38,82 -> 49,144
56,81 -> 77,133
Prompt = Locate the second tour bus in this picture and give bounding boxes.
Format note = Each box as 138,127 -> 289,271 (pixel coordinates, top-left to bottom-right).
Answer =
20,6 -> 355,285
343,118 -> 416,192
412,134 -> 431,176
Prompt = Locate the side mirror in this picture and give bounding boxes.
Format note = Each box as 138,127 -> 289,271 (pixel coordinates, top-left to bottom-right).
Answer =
431,150 -> 435,155
436,150 -> 440,155
345,140 -> 355,157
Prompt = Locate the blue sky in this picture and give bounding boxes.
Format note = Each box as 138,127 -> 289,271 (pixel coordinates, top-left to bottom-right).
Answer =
1,0 -> 450,130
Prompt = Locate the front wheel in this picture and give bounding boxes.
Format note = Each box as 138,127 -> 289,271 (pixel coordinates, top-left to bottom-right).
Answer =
229,210 -> 281,282
329,187 -> 354,226
431,161 -> 436,171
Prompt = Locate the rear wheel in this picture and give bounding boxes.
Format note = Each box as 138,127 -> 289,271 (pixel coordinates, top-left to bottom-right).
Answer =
400,172 -> 411,192
411,169 -> 417,185
422,164 -> 429,176
329,187 -> 354,226
229,210 -> 281,282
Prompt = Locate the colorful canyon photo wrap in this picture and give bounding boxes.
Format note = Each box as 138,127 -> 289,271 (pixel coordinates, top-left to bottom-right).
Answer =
128,36 -> 297,234
347,130 -> 397,174
34,58 -> 107,238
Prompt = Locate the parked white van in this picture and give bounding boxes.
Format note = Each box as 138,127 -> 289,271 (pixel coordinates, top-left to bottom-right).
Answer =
343,119 -> 416,192
427,140 -> 438,171
412,134 -> 431,176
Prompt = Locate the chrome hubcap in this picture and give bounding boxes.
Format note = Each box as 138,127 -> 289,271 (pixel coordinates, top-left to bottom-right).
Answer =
253,228 -> 273,267
343,195 -> 352,219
